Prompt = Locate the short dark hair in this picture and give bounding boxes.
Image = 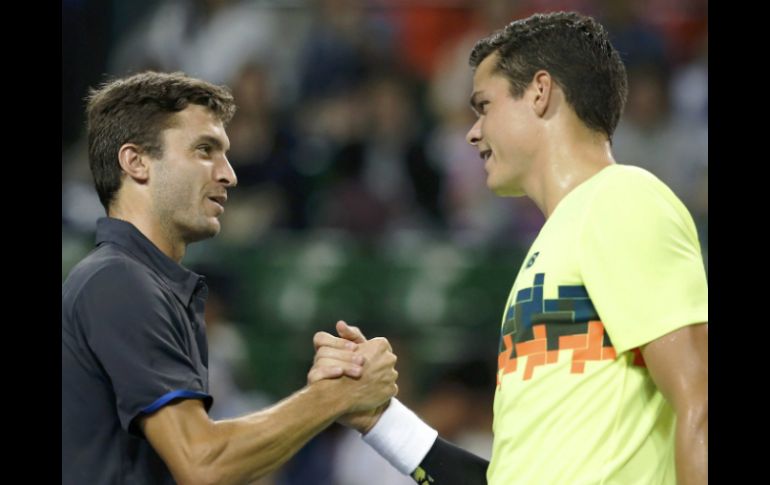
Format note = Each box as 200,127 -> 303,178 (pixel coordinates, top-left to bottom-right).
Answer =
86,71 -> 236,211
469,11 -> 628,141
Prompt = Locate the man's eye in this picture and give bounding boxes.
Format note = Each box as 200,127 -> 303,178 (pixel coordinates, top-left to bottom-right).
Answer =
197,146 -> 211,155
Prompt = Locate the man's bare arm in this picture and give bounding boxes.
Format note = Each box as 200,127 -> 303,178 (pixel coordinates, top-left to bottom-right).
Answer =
140,337 -> 398,485
642,323 -> 708,485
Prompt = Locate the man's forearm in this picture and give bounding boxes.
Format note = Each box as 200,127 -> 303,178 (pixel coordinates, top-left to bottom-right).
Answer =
675,406 -> 708,485
187,380 -> 348,485
175,336 -> 398,484
146,334 -> 399,485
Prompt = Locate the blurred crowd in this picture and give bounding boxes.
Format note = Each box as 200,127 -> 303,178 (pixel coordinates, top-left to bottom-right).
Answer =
62,1 -> 707,483
63,0 -> 707,249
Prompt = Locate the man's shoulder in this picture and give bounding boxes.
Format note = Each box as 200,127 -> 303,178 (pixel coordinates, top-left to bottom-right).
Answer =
581,164 -> 696,240
62,244 -> 158,304
590,164 -> 680,207
601,164 -> 665,190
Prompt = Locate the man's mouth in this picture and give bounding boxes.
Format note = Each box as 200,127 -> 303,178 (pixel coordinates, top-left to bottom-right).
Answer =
207,194 -> 227,206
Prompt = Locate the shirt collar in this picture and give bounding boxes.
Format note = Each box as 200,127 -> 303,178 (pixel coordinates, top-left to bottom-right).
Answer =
95,217 -> 203,306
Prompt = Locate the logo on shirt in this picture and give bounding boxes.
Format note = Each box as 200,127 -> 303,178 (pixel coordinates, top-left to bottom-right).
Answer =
525,251 -> 540,269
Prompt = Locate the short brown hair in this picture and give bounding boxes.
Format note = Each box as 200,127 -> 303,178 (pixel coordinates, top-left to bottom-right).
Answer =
470,12 -> 628,141
86,71 -> 236,211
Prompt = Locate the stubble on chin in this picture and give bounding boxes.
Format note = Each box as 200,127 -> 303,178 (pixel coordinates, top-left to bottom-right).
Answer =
179,215 -> 221,244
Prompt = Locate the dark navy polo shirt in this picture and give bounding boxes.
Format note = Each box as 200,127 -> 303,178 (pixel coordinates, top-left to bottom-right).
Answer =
62,217 -> 213,484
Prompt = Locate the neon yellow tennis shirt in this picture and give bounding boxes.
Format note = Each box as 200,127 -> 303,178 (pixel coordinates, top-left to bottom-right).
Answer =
488,164 -> 708,484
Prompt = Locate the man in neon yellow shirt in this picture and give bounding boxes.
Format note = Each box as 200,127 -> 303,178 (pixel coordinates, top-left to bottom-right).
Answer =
310,10 -> 707,485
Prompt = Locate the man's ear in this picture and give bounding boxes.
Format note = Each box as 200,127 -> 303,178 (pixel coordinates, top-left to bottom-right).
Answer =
531,70 -> 553,118
117,143 -> 151,183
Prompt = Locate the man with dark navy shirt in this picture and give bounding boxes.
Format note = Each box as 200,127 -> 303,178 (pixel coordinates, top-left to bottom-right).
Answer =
62,71 -> 399,485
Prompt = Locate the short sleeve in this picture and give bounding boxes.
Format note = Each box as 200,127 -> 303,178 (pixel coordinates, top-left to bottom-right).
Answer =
74,261 -> 212,434
578,169 -> 708,354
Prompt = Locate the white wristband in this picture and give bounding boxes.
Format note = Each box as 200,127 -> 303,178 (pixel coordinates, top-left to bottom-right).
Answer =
361,398 -> 439,475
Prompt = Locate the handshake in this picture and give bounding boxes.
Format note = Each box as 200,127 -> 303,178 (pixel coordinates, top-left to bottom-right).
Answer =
307,320 -> 399,434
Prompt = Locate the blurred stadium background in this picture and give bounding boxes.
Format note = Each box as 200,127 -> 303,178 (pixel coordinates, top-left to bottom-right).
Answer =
62,1 -> 707,483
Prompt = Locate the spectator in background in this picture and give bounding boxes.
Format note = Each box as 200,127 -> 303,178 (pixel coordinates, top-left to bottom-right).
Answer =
612,63 -> 707,219
427,0 -> 544,246
316,72 -> 445,239
110,0 -> 278,87
219,62 -> 308,242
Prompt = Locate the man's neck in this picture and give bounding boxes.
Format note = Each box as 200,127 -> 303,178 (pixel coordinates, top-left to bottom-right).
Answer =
107,210 -> 186,262
523,135 -> 615,219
